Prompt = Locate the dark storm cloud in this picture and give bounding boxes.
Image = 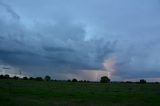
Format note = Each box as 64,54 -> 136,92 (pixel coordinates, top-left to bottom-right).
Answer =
0,1 -> 115,76
1,0 -> 160,80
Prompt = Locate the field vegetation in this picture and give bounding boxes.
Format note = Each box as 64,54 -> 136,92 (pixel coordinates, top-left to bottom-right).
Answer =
0,77 -> 160,106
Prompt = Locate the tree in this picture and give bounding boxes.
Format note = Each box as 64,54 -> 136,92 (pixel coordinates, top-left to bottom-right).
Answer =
45,75 -> 51,81
67,79 -> 71,82
72,78 -> 78,82
35,77 -> 43,81
100,76 -> 110,83
4,74 -> 10,79
29,77 -> 34,80
140,79 -> 146,84
23,77 -> 28,80
0,75 -> 4,79
13,76 -> 19,80
126,81 -> 133,83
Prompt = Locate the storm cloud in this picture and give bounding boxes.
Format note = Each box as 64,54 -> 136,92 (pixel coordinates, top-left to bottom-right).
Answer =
0,0 -> 160,81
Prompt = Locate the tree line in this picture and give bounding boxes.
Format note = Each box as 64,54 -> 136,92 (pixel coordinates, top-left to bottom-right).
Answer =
0,74 -> 154,84
0,74 -> 110,82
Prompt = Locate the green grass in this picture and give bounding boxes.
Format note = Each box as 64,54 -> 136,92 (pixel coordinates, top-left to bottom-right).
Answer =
0,79 -> 160,106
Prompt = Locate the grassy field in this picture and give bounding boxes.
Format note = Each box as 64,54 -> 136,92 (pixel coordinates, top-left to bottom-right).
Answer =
0,79 -> 160,106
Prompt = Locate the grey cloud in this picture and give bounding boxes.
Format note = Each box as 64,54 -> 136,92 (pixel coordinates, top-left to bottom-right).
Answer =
1,0 -> 160,81
44,47 -> 74,52
0,1 -> 19,20
0,1 -> 115,76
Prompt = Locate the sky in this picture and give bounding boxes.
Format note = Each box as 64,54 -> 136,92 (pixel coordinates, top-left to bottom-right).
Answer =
0,0 -> 160,81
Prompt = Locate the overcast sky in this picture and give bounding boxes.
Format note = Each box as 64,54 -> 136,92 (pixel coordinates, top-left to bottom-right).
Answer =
0,0 -> 160,81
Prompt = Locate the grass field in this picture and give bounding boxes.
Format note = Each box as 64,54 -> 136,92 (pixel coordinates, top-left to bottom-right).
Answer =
0,79 -> 160,106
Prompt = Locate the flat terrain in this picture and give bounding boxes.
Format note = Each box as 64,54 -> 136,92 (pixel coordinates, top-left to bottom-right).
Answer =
0,79 -> 160,106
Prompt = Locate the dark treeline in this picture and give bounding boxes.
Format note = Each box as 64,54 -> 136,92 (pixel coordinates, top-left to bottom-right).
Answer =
0,74 -> 50,81
0,74 -> 159,84
0,74 -> 91,82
